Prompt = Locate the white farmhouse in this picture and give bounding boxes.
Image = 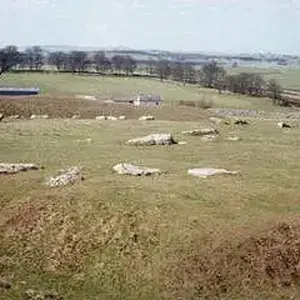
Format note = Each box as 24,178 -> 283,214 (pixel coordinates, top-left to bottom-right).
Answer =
133,94 -> 162,106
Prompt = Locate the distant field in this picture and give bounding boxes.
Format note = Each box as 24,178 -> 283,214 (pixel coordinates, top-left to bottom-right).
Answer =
228,66 -> 300,91
0,73 -> 275,110
1,118 -> 300,299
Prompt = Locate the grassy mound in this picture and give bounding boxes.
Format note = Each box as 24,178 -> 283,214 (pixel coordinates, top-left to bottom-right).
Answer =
166,218 -> 300,299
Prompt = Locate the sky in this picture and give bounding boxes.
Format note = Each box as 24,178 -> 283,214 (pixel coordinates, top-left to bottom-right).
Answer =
1,0 -> 300,54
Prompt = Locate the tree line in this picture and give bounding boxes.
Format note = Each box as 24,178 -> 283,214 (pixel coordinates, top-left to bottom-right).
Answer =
0,45 -> 285,105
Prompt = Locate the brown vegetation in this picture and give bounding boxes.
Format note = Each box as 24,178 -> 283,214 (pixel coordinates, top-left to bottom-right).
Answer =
0,95 -> 209,121
165,218 -> 300,299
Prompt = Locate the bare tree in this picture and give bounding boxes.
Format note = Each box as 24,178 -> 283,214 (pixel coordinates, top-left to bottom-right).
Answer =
183,63 -> 196,84
0,45 -> 20,75
201,61 -> 226,88
68,51 -> 88,73
93,51 -> 111,73
24,46 -> 44,70
267,78 -> 283,105
48,51 -> 68,71
155,59 -> 171,81
122,55 -> 137,75
111,55 -> 124,74
170,62 -> 184,82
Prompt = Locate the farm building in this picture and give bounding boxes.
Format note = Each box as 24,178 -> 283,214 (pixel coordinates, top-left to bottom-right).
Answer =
133,94 -> 162,106
0,87 -> 40,96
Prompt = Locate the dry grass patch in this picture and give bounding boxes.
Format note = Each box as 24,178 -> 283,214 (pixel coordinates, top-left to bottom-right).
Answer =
0,95 -> 210,121
165,217 -> 300,299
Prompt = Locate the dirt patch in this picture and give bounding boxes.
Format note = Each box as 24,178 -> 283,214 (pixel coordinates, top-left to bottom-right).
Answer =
0,95 -> 209,121
165,219 -> 300,299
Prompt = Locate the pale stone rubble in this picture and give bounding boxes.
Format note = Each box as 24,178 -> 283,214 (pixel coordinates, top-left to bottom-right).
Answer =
107,116 -> 117,121
138,115 -> 155,121
188,168 -> 239,178
95,115 -> 107,120
113,163 -> 161,176
0,163 -> 39,175
182,128 -> 219,136
30,114 -> 49,120
201,135 -> 218,142
226,136 -> 241,141
46,166 -> 84,187
125,133 -> 177,146
277,122 -> 291,128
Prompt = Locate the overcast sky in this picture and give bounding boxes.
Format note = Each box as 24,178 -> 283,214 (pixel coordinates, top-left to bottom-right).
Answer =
1,0 -> 299,54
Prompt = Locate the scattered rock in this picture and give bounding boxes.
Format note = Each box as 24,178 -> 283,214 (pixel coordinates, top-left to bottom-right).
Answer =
178,141 -> 187,145
201,135 -> 218,142
113,163 -> 161,176
30,114 -> 49,120
188,168 -> 238,178
76,95 -> 97,101
126,133 -> 177,146
139,115 -> 155,121
24,289 -> 63,300
277,122 -> 291,128
107,116 -> 117,121
234,119 -> 249,125
118,115 -> 126,120
46,166 -> 84,187
209,117 -> 222,124
95,116 -> 107,120
76,138 -> 93,144
0,278 -> 11,289
182,128 -> 219,136
6,114 -> 20,120
104,99 -> 115,104
0,113 -> 4,122
44,291 -> 63,300
0,163 -> 39,175
71,115 -> 80,119
226,136 -> 241,141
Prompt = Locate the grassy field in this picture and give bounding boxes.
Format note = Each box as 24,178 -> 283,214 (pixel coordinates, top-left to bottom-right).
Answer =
228,66 -> 300,91
0,73 -> 275,110
1,117 -> 300,299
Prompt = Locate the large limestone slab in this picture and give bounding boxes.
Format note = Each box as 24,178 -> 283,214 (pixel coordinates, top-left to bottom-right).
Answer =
139,115 -> 155,121
126,133 -> 177,146
226,136 -> 241,141
277,122 -> 291,128
46,166 -> 84,187
0,163 -> 39,175
113,163 -> 161,176
95,115 -> 107,120
107,116 -> 117,121
182,128 -> 219,136
201,135 -> 218,142
188,168 -> 238,178
30,114 -> 49,120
